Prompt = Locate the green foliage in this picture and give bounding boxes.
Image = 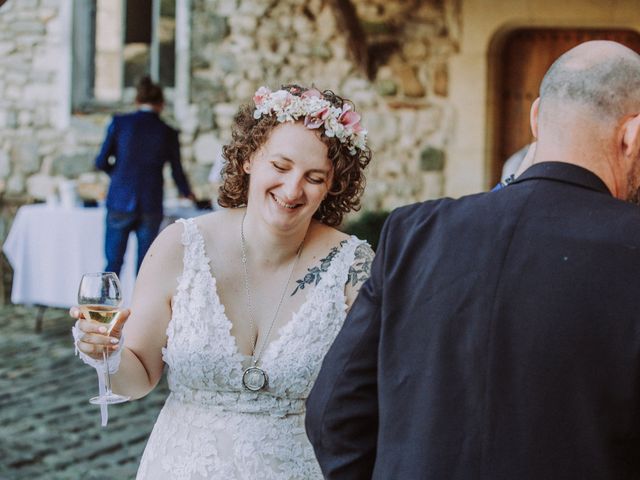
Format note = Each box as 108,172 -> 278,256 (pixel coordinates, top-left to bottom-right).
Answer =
342,210 -> 390,252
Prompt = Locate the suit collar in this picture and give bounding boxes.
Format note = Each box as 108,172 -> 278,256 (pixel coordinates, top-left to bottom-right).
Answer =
511,161 -> 612,196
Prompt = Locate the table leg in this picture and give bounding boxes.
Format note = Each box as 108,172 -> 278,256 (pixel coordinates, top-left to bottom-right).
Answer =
35,305 -> 46,333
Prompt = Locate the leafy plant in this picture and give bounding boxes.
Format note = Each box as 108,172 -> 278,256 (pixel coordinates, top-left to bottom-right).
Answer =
342,210 -> 390,252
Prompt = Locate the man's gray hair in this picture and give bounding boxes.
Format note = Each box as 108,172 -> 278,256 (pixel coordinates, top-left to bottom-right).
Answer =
540,44 -> 640,119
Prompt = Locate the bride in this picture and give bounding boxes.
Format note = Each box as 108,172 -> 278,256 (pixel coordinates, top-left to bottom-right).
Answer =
73,84 -> 374,479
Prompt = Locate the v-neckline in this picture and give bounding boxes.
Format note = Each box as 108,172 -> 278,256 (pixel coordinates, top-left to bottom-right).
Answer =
194,222 -> 353,366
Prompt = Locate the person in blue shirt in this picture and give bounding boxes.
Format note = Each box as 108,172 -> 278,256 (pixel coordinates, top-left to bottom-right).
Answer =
95,76 -> 196,276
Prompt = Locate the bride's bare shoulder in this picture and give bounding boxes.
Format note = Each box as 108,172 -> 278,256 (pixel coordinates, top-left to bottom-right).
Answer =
193,208 -> 240,240
308,221 -> 351,247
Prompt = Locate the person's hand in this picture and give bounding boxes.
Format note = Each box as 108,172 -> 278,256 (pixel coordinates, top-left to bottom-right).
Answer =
70,306 -> 130,360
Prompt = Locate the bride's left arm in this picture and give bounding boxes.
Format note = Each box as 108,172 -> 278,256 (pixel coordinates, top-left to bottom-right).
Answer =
345,243 -> 375,311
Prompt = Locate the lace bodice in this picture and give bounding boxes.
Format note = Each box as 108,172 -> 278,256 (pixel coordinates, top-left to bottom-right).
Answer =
136,218 -> 368,479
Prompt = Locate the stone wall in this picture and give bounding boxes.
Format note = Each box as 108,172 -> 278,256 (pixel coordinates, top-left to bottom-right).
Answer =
0,0 -> 461,216
187,0 -> 461,211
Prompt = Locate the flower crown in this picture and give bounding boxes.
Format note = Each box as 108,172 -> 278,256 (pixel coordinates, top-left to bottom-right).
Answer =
252,86 -> 368,156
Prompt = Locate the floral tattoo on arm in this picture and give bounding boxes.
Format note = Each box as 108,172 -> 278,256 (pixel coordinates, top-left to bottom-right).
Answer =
291,240 -> 348,296
347,243 -> 374,289
291,241 -> 374,297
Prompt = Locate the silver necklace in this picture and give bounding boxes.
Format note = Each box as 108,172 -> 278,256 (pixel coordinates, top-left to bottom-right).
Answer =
240,211 -> 303,392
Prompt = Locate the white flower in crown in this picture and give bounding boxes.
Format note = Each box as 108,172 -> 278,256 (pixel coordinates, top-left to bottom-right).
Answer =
252,86 -> 368,156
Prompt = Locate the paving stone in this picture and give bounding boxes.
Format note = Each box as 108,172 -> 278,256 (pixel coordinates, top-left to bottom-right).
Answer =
0,305 -> 169,479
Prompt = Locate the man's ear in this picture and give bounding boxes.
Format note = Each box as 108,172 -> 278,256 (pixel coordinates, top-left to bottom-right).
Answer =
530,97 -> 540,139
622,113 -> 640,160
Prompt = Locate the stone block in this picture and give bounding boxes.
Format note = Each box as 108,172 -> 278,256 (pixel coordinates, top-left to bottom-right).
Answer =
11,138 -> 40,174
5,85 -> 22,100
395,64 -> 426,98
228,35 -> 255,53
433,63 -> 448,97
213,52 -> 238,73
376,79 -> 398,96
311,42 -> 332,60
229,14 -> 257,34
422,171 -> 444,199
18,110 -> 32,127
52,152 -> 94,178
214,103 -> 240,130
193,133 -> 223,165
0,109 -> 18,129
0,149 -> 11,178
197,104 -> 214,130
7,173 -> 25,193
216,0 -> 238,16
0,42 -> 15,55
235,80 -> 255,100
11,21 -> 45,35
33,47 -> 61,71
420,146 -> 446,171
208,14 -> 229,41
404,40 -> 428,60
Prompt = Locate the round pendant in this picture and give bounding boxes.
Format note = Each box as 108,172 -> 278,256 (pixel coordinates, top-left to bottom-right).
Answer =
242,366 -> 268,392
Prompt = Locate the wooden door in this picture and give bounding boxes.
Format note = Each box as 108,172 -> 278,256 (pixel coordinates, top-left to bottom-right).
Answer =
492,28 -> 640,185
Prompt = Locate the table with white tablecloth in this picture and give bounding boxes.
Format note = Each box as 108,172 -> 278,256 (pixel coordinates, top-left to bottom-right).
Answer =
2,203 -> 204,310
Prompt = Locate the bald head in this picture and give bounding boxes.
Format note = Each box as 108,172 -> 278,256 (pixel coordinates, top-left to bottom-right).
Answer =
532,41 -> 640,201
539,41 -> 640,120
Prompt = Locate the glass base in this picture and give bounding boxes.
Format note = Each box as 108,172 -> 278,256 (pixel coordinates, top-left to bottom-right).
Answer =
89,393 -> 130,405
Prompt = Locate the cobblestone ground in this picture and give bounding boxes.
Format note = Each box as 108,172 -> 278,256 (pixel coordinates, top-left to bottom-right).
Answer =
0,305 -> 169,480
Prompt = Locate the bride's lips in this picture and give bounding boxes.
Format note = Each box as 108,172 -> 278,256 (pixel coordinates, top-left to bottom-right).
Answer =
271,193 -> 302,210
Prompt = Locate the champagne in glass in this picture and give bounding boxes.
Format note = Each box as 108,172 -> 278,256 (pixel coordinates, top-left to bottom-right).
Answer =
78,272 -> 130,405
78,305 -> 122,334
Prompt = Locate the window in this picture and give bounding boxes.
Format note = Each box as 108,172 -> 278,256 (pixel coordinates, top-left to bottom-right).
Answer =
72,0 -> 176,111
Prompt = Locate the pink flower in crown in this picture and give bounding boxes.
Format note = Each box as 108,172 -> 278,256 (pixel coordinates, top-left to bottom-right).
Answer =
253,86 -> 271,107
301,88 -> 323,99
271,89 -> 293,108
338,104 -> 361,131
304,106 -> 330,129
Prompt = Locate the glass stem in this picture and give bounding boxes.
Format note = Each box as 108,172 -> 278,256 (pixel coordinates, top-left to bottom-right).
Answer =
102,350 -> 112,395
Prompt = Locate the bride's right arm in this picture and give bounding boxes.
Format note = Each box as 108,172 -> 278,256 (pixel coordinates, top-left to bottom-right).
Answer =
75,222 -> 184,400
112,222 -> 184,399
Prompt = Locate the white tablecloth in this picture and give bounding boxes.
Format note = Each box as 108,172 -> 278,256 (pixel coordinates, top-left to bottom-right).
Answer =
3,203 -> 204,308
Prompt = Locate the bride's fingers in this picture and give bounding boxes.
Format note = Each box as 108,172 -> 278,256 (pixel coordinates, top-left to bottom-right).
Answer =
78,318 -> 111,335
80,331 -> 119,344
69,306 -> 81,319
76,341 -> 115,357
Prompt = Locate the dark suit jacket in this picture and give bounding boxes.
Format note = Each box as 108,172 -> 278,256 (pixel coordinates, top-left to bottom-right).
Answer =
95,110 -> 192,214
306,162 -> 640,480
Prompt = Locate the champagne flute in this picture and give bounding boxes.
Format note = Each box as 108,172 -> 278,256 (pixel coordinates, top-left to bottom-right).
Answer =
77,272 -> 130,405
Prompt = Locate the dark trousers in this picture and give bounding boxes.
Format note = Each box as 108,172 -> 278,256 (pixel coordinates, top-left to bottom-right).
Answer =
104,210 -> 163,276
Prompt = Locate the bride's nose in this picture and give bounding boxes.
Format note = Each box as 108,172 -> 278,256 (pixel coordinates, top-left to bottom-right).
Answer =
281,175 -> 304,200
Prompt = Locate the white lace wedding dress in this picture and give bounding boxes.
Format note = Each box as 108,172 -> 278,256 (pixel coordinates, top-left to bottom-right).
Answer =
136,219 -> 367,479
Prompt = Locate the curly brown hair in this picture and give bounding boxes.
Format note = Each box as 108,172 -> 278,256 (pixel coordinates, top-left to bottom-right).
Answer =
218,84 -> 372,227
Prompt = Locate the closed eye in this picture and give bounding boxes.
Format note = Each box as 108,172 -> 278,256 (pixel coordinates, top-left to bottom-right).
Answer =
307,176 -> 325,184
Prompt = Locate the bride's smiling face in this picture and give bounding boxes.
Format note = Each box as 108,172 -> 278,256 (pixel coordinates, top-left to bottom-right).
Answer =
243,122 -> 332,232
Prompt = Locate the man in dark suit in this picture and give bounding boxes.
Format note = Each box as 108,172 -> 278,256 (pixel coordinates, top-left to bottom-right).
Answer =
306,40 -> 640,479
96,76 -> 195,276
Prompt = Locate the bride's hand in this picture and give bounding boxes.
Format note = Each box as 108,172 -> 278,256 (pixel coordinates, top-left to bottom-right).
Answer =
70,306 -> 130,359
